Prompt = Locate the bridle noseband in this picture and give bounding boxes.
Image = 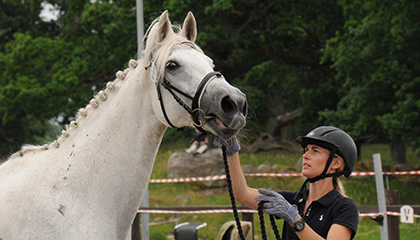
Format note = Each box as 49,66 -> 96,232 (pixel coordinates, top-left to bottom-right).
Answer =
156,71 -> 222,134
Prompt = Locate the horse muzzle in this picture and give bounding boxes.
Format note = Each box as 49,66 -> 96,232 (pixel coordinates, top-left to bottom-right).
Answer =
158,71 -> 247,140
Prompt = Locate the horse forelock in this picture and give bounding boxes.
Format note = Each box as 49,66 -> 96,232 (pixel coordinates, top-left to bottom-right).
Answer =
141,17 -> 203,84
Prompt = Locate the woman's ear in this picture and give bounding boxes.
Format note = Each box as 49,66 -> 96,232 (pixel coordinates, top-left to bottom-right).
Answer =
331,156 -> 344,170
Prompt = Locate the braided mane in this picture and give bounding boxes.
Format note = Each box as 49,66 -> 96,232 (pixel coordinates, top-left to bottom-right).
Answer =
10,16 -> 202,160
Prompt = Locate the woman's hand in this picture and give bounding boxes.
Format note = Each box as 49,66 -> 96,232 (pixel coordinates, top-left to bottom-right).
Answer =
255,188 -> 299,225
213,136 -> 241,156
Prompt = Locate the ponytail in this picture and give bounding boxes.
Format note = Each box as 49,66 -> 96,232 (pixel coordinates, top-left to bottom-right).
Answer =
333,177 -> 346,197
333,159 -> 347,197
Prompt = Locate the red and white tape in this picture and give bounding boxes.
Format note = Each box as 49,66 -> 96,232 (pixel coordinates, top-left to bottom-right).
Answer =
245,173 -> 302,177
351,170 -> 420,177
149,175 -> 227,183
149,171 -> 420,183
137,209 -> 420,218
138,209 -> 257,214
359,212 -> 420,218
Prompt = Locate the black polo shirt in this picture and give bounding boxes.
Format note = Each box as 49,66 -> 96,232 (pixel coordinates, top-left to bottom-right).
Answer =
278,188 -> 359,240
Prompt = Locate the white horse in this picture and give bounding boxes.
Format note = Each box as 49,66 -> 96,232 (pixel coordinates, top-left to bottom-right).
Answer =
0,11 -> 247,239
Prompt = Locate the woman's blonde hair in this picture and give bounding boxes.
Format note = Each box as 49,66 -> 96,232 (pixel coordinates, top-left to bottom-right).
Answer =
333,158 -> 347,197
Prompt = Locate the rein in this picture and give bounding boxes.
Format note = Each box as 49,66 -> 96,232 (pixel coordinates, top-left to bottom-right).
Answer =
222,147 -> 282,240
258,202 -> 282,240
222,146 -> 246,240
157,71 -> 222,134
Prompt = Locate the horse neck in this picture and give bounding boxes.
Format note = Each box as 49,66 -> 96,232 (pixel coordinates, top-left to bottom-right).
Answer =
59,66 -> 166,221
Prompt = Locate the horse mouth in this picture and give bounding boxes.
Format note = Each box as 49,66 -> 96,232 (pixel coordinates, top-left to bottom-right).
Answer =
215,117 -> 227,128
204,116 -> 242,140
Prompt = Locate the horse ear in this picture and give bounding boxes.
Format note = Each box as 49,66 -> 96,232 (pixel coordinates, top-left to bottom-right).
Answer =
156,10 -> 173,42
181,11 -> 197,42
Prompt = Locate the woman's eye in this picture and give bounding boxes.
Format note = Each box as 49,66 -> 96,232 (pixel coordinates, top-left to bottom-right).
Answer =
166,61 -> 178,71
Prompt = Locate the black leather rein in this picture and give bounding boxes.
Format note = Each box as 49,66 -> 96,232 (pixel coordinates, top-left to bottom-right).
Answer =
156,71 -> 222,134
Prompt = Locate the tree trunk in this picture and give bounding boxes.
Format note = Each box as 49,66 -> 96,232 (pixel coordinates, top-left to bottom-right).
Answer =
264,107 -> 302,140
265,117 -> 278,136
276,107 -> 302,126
390,139 -> 406,164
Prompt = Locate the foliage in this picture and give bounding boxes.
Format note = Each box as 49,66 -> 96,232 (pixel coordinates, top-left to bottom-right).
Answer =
0,33 -> 78,155
321,0 -> 420,151
0,0 -> 165,157
0,0 -> 60,50
153,0 -> 347,135
1,0 -> 420,160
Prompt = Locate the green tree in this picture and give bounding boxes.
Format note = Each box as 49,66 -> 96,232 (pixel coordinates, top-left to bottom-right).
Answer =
164,0 -> 347,140
0,33 -> 79,156
3,0 -> 419,164
0,0 -> 167,157
321,0 -> 420,163
1,0 -> 346,157
0,0 -> 60,50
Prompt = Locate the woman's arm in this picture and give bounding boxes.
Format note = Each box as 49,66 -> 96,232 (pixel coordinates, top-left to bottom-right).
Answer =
325,224 -> 353,239
293,214 -> 352,240
227,152 -> 260,210
256,188 -> 354,240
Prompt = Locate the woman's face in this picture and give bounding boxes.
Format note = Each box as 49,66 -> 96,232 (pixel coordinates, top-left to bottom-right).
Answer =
301,144 -> 338,178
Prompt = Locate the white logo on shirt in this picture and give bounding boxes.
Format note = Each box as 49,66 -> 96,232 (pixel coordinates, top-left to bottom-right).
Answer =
319,214 -> 324,221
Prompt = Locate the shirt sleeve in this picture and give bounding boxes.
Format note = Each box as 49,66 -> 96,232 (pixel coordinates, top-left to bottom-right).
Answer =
277,190 -> 298,204
332,198 -> 359,239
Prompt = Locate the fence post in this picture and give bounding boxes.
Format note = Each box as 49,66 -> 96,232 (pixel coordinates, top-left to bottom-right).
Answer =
386,189 -> 400,240
131,213 -> 141,240
242,212 -> 254,240
373,153 -> 388,240
141,186 -> 150,240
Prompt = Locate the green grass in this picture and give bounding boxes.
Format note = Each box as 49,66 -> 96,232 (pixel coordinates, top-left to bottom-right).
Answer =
2,141 -> 419,239
144,143 -> 420,239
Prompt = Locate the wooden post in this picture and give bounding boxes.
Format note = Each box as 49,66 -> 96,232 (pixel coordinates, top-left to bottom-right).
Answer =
386,189 -> 400,240
242,212 -> 254,240
131,213 -> 141,240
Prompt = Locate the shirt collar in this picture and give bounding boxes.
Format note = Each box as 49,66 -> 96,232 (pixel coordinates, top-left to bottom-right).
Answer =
315,188 -> 342,207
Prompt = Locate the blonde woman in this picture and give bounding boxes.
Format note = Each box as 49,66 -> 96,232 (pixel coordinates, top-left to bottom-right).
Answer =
215,126 -> 359,240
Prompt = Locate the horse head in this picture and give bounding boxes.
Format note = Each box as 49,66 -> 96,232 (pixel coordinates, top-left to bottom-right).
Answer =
144,11 -> 247,140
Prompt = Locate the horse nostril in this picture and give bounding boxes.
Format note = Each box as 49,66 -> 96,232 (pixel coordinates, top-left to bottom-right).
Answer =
242,101 -> 248,117
221,96 -> 236,114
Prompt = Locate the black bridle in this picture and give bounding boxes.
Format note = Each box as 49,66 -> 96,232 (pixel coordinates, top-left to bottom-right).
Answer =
156,71 -> 222,134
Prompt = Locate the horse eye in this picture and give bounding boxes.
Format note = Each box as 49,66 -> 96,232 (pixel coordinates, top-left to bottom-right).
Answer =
166,61 -> 179,71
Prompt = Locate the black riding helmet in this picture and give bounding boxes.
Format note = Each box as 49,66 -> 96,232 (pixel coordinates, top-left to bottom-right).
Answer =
296,126 -> 357,178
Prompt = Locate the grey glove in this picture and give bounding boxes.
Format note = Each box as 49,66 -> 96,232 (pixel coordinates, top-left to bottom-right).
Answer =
255,188 -> 298,225
213,136 -> 241,156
